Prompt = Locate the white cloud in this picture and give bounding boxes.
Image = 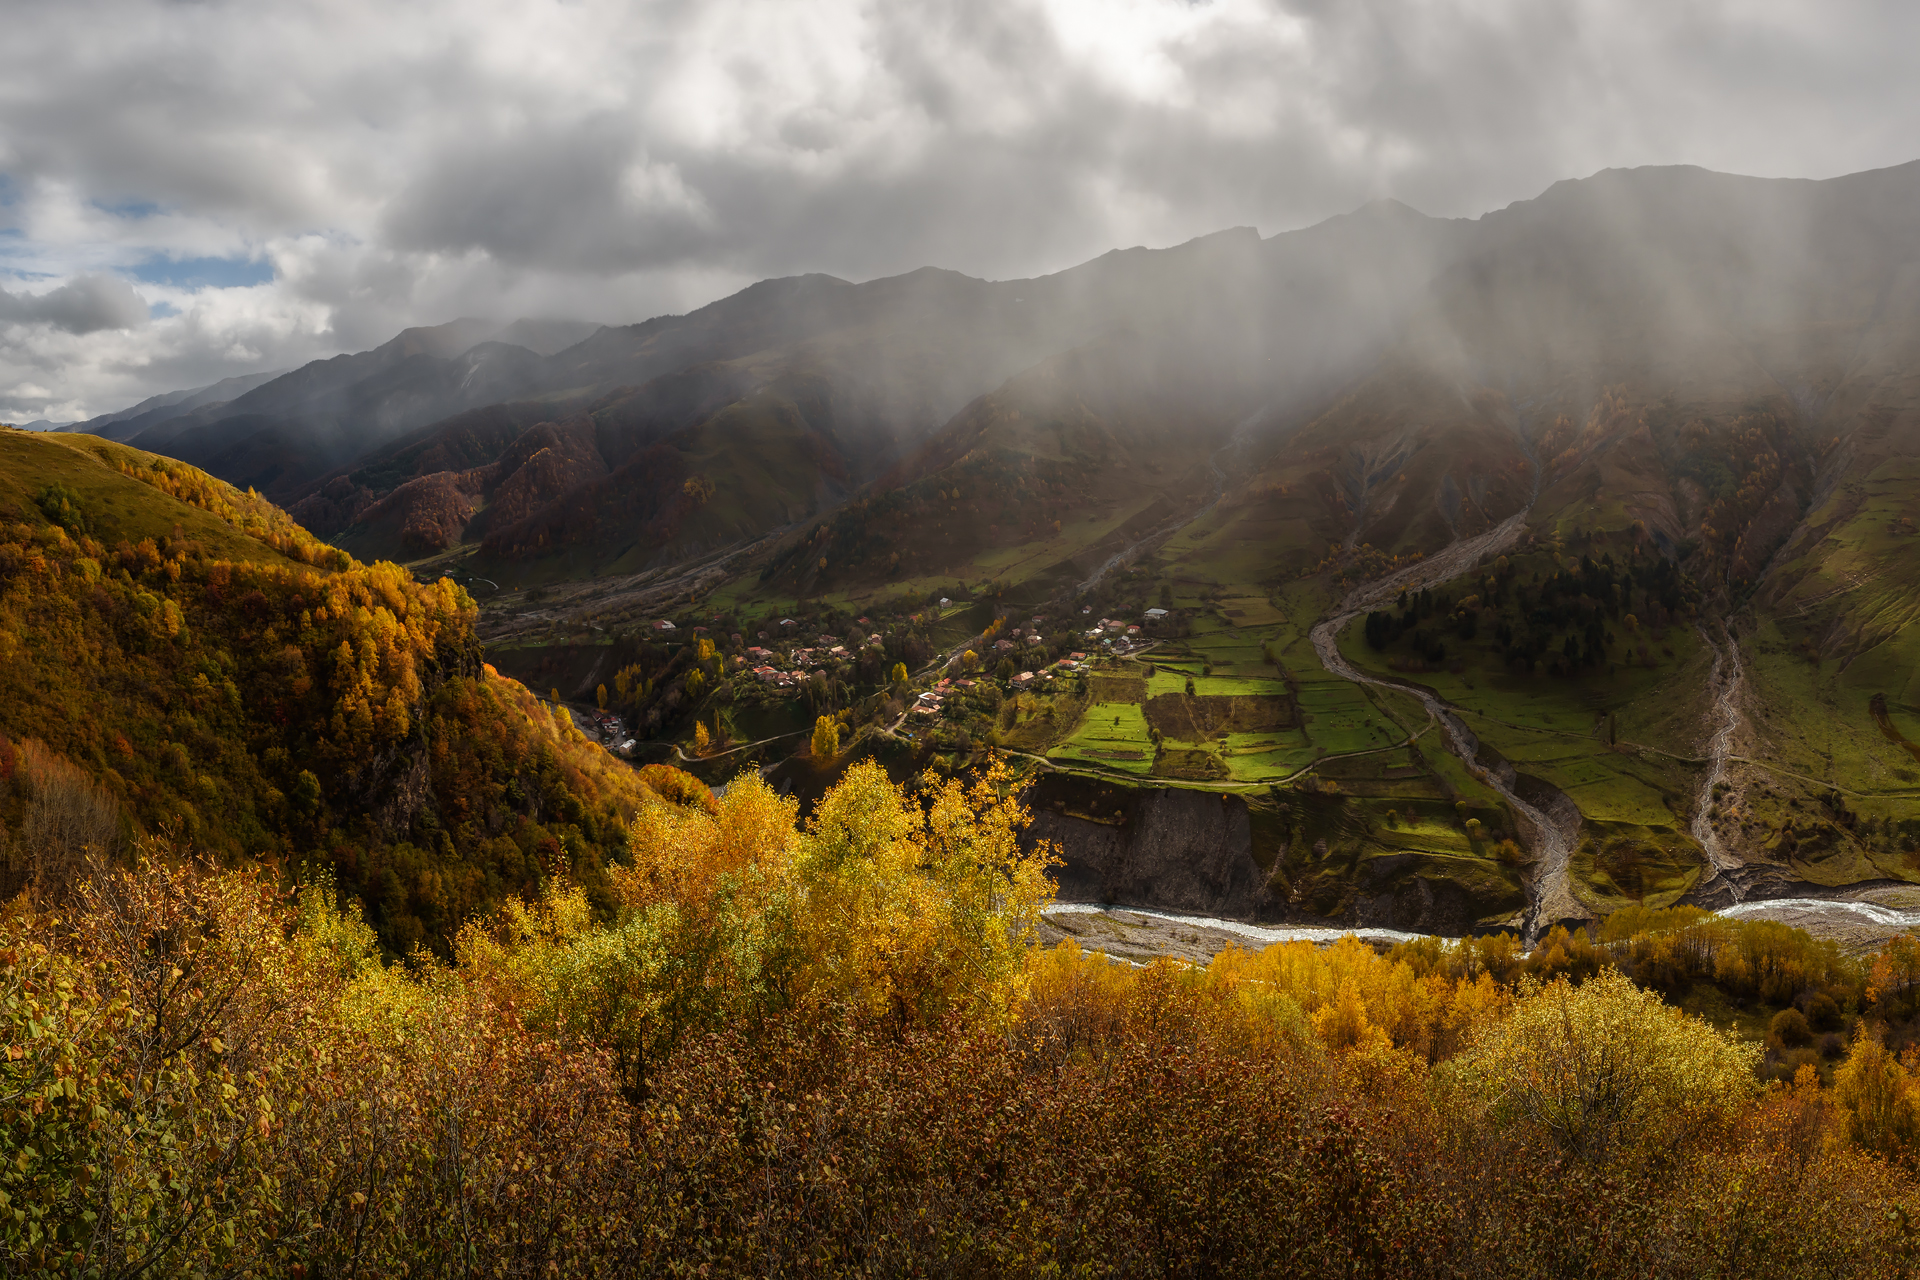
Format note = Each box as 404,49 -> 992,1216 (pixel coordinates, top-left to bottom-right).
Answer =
0,0 -> 1915,421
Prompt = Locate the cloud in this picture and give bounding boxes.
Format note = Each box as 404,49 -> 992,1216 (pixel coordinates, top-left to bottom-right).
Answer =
0,274 -> 148,333
0,0 -> 1916,420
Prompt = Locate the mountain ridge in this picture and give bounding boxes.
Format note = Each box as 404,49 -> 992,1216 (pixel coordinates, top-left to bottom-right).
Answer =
16,156 -> 1920,945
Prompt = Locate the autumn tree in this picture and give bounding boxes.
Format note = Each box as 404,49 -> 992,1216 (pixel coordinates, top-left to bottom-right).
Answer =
812,715 -> 839,759
1453,967 -> 1758,1162
1833,1032 -> 1920,1165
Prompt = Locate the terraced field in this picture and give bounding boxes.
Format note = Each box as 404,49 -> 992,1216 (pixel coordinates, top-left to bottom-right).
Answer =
1049,700 -> 1154,775
1294,677 -> 1404,756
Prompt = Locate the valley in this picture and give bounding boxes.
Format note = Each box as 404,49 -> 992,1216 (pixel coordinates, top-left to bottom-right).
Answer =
15,2 -> 1920,1267
14,159 -> 1920,958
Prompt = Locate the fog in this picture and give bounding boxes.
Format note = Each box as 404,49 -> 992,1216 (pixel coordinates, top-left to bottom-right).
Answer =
1,0 -> 1917,422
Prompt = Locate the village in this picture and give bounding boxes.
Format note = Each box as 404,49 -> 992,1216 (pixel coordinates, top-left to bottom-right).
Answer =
540,590 -> 1178,767
502,559 -> 1232,789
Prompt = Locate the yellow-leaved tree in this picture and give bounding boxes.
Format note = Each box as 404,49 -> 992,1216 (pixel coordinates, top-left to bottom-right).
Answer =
811,715 -> 839,759
457,773 -> 797,1099
457,760 -> 1055,1098
1449,967 -> 1758,1162
791,760 -> 1055,1028
1207,934 -> 1509,1063
1833,1032 -> 1920,1165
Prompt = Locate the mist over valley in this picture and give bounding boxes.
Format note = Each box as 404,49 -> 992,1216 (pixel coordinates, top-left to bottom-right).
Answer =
7,4 -> 1920,1272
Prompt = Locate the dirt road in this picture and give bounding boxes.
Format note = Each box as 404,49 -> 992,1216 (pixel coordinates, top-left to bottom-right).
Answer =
1307,511 -> 1588,941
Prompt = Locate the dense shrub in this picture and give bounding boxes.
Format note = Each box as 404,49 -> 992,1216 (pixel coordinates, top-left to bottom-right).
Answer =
6,764 -> 1920,1275
1770,1006 -> 1813,1049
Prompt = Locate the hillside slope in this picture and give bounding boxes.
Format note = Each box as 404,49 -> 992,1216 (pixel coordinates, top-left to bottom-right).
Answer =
0,427 -> 700,954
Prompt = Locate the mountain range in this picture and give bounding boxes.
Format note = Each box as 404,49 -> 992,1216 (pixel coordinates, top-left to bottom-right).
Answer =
26,157 -> 1920,943
56,162 -> 1918,586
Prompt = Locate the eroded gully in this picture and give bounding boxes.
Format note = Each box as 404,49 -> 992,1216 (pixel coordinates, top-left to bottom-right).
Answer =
1690,624 -> 1747,898
1307,511 -> 1588,942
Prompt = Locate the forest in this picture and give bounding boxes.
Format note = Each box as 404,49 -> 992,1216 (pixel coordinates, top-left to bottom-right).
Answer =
5,759 -> 1920,1276
0,439 -> 687,956
1362,535 -> 1696,677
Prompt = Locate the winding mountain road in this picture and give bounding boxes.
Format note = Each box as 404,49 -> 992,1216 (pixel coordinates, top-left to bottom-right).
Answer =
1307,511 -> 1588,941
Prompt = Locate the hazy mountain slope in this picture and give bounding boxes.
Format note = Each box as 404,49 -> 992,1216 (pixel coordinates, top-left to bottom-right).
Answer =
116,203 -> 1477,574
431,158 -> 1919,603
114,320 -> 602,498
614,203 -> 1482,592
1140,162 -> 1920,585
126,331 -> 562,494
60,369 -> 286,443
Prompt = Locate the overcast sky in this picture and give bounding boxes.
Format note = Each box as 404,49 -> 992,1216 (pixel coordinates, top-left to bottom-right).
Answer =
2,0 -> 1915,422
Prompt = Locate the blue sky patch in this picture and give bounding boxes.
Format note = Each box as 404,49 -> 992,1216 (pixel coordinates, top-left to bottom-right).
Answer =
94,199 -> 163,220
131,254 -> 274,289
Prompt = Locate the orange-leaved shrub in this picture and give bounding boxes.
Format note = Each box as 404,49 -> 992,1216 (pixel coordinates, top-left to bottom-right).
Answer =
5,769 -> 1920,1275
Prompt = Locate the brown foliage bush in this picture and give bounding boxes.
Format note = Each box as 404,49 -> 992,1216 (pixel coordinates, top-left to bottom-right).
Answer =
7,790 -> 1920,1275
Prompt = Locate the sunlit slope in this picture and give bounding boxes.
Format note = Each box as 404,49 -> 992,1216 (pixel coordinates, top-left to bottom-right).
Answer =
0,430 -> 311,568
0,427 -> 698,953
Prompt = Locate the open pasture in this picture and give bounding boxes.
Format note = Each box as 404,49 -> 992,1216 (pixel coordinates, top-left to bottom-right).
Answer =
1048,701 -> 1155,775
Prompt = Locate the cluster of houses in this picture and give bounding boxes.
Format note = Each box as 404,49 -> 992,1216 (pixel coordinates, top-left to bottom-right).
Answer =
1012,651 -> 1096,687
741,629 -> 889,689
910,674 -> 983,717
1077,614 -> 1157,656
991,616 -> 1056,655
583,709 -> 637,753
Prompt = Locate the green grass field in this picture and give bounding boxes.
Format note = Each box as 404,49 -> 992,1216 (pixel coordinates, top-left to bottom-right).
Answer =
1294,678 -> 1403,755
1048,702 -> 1155,775
0,431 -> 304,570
